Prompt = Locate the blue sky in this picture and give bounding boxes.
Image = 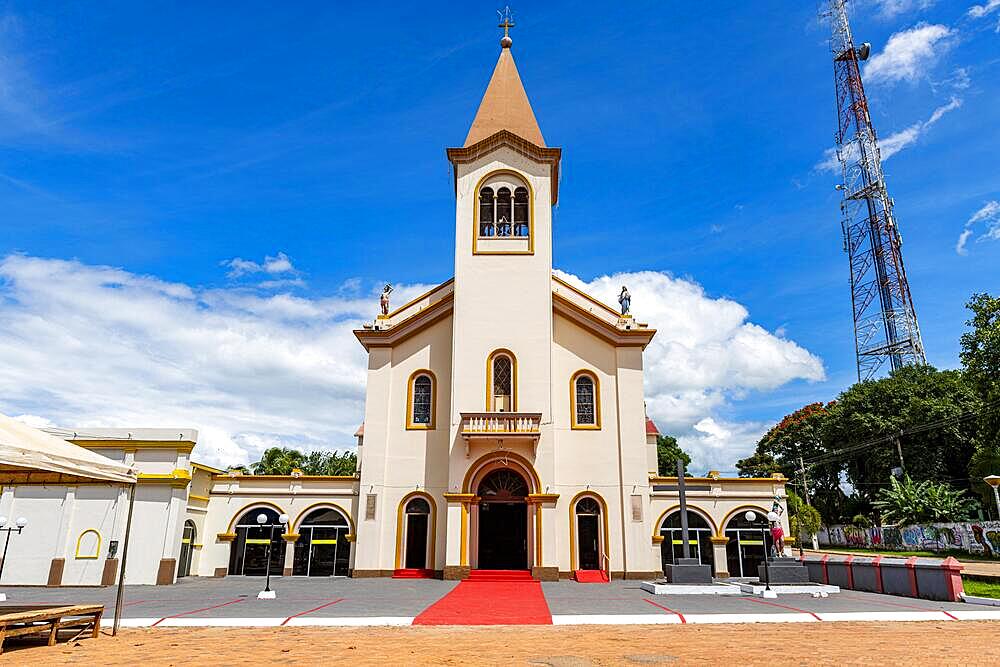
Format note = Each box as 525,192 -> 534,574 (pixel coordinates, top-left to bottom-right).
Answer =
1,1 -> 998,471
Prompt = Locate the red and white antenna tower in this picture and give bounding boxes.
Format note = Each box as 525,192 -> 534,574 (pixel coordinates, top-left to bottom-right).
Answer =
824,0 -> 926,382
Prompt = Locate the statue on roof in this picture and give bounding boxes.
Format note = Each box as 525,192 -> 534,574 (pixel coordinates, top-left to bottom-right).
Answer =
618,286 -> 631,316
380,284 -> 393,316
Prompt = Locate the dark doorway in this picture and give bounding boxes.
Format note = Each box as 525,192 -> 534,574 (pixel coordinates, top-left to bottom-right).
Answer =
478,501 -> 527,569
405,514 -> 429,568
292,507 -> 351,577
577,515 -> 599,570
178,520 -> 195,577
476,468 -> 530,570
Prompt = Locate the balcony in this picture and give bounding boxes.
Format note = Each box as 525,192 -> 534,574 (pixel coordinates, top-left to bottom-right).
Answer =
459,412 -> 542,455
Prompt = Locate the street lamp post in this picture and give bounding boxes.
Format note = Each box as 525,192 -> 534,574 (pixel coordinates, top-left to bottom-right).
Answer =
257,513 -> 289,600
985,476 -> 1000,520
745,510 -> 775,598
0,516 -> 28,602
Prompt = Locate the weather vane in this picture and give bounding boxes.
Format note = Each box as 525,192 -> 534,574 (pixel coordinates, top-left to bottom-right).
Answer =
497,6 -> 515,40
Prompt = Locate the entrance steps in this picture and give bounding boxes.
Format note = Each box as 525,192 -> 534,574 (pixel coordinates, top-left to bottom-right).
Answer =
467,569 -> 536,582
392,568 -> 435,579
573,570 -> 609,583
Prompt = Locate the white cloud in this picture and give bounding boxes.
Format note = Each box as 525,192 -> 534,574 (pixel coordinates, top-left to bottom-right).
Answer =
864,23 -> 954,85
815,98 -> 961,172
967,0 -> 1000,18
555,270 -> 825,472
223,251 -> 296,278
956,200 -> 1000,254
0,255 -> 824,474
873,0 -> 935,19
0,254 -> 434,468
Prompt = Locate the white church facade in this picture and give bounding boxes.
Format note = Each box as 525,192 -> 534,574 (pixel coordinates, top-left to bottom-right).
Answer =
0,36 -> 790,587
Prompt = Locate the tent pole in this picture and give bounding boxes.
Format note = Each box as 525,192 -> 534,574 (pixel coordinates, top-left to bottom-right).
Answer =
112,482 -> 137,636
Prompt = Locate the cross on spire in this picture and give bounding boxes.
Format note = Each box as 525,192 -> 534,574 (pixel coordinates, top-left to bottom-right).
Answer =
497,6 -> 515,48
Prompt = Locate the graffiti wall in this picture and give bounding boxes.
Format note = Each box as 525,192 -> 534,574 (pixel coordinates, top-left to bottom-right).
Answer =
818,521 -> 1000,556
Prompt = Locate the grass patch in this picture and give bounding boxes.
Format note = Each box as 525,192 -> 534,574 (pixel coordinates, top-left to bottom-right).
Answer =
964,578 -> 1000,599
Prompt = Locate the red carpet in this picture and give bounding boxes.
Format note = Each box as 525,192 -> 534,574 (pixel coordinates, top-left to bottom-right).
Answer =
392,568 -> 435,579
414,570 -> 552,625
573,569 -> 609,583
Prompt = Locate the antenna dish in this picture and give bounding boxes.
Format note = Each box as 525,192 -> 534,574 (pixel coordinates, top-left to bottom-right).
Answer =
857,42 -> 871,61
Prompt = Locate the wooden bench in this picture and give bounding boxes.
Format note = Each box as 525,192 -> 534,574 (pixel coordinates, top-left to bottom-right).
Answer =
0,604 -> 104,655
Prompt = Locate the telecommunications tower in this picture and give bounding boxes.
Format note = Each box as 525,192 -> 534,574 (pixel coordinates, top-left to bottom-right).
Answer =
825,0 -> 926,381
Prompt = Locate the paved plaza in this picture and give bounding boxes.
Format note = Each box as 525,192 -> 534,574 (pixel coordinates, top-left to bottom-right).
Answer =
5,577 -> 998,627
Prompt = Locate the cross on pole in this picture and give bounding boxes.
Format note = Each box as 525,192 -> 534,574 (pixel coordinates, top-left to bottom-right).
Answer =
497,6 -> 515,36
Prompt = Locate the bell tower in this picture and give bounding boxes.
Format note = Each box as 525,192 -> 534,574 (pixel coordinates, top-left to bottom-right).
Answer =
445,20 -> 561,458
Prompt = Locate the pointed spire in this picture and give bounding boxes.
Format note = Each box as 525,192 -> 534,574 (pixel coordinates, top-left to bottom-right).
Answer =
463,13 -> 545,148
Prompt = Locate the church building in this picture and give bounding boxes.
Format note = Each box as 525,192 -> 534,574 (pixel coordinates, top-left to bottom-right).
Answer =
0,30 -> 791,588
346,32 -> 791,581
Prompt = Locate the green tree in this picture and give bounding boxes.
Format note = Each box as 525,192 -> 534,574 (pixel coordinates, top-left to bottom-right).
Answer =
786,490 -> 821,549
872,475 -> 977,525
250,447 -> 357,476
736,402 -> 845,521
250,447 -> 306,475
656,435 -> 691,477
301,450 -> 357,476
823,365 -> 981,508
960,292 -> 1000,507
735,451 -> 783,478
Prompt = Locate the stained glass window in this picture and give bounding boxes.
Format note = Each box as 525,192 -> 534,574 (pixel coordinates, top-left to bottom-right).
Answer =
412,375 -> 432,425
575,375 -> 596,425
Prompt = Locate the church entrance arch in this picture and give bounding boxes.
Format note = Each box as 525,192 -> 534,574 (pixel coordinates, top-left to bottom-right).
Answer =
475,468 -> 529,570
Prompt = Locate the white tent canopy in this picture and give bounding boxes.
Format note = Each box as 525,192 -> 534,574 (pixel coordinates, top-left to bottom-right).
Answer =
0,413 -> 136,484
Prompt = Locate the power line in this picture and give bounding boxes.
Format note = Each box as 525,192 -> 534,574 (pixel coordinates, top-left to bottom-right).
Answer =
800,398 -> 999,468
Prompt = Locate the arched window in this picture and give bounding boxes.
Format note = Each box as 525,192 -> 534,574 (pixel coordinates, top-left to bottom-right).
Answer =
489,351 -> 515,411
473,172 -> 534,255
406,497 -> 431,514
571,371 -> 600,429
228,506 -> 286,576
479,187 -> 495,237
407,371 -> 436,429
496,187 -> 512,237
724,509 -> 768,578
659,510 -> 714,573
292,506 -> 351,577
513,187 -> 529,237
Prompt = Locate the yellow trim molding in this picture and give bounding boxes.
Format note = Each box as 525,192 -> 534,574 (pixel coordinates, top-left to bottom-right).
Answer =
192,462 -> 225,475
71,439 -> 196,454
138,469 -> 192,488
386,278 -> 455,319
443,493 -> 476,502
462,450 -> 540,494
217,533 -> 237,542
717,504 -> 771,538
406,369 -> 437,430
569,369 -> 602,430
75,529 -> 101,559
472,169 -> 535,256
281,533 -> 300,542
526,493 -> 559,504
652,535 -> 665,545
291,502 -> 356,536
709,536 -> 730,545
652,504 -> 719,538
225,501 -> 288,533
188,494 -> 210,503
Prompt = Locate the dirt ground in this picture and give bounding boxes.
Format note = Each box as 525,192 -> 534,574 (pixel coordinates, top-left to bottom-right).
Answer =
3,622 -> 999,666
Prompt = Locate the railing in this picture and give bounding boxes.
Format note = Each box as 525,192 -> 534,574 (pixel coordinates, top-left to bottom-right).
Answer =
459,412 -> 542,436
